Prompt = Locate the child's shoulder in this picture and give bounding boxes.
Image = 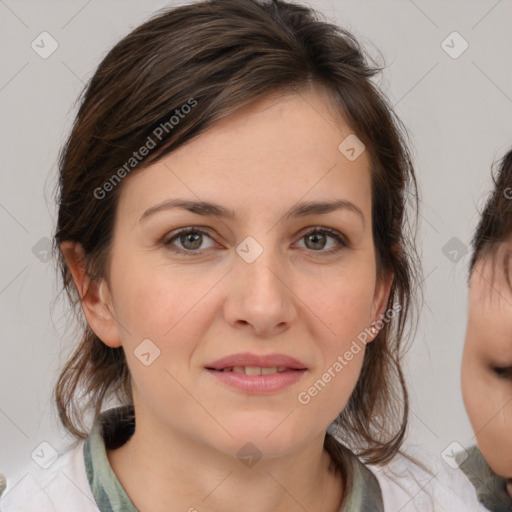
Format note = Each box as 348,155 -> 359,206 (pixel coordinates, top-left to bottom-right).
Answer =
365,445 -> 489,512
0,440 -> 98,512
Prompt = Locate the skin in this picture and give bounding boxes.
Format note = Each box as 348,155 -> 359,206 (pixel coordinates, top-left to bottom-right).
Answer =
462,245 -> 512,497
61,84 -> 392,512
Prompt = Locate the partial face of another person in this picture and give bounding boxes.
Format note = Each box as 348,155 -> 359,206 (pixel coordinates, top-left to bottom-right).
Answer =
86,85 -> 390,459
462,245 -> 512,487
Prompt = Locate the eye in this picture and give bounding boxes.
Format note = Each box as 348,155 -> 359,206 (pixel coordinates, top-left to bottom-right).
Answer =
295,227 -> 348,254
163,227 -> 217,255
162,225 -> 348,256
493,366 -> 512,380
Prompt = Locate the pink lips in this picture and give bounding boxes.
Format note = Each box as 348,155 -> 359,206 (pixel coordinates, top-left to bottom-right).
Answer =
205,352 -> 308,394
207,352 -> 307,370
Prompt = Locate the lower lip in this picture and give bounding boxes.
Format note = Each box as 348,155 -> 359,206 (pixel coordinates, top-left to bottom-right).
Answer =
205,369 -> 306,394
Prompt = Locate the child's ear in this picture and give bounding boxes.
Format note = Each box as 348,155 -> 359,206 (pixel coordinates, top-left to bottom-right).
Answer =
368,271 -> 394,342
60,241 -> 122,348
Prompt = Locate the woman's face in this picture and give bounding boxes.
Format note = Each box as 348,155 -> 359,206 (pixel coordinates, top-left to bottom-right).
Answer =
98,86 -> 390,458
462,248 -> 512,483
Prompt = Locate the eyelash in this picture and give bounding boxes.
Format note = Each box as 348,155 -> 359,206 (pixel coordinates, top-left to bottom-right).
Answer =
493,366 -> 512,380
162,226 -> 348,257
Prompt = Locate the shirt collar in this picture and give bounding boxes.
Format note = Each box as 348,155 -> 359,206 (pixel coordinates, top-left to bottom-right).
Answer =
83,405 -> 384,512
83,405 -> 138,512
457,444 -> 512,512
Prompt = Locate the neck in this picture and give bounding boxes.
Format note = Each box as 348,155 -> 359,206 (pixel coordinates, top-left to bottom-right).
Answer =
106,413 -> 344,512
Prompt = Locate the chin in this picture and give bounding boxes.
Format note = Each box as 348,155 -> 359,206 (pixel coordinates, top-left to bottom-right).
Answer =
219,420 -> 308,459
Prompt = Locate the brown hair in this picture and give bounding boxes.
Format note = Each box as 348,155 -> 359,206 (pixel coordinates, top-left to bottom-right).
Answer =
52,0 -> 421,469
469,149 -> 512,276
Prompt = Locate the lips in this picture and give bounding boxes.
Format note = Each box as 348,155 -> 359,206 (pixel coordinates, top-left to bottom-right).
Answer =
216,366 -> 291,375
206,352 -> 307,372
205,352 -> 308,393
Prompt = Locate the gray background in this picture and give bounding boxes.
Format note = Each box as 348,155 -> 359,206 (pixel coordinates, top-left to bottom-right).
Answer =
1,0 -> 511,479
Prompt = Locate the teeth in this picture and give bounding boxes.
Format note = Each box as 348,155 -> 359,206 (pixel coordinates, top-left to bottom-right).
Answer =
220,366 -> 291,375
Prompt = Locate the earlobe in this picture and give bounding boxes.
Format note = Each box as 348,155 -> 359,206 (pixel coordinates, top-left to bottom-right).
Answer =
60,241 -> 122,348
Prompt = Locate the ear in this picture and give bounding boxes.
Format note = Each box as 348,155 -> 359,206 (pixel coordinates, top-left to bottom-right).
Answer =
367,271 -> 394,342
60,241 -> 122,348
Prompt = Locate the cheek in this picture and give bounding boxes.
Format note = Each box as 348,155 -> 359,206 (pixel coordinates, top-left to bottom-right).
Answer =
462,364 -> 497,433
108,263 -> 216,398
476,398 -> 512,477
296,274 -> 376,416
113,268 -> 213,415
112,260 -> 214,337
314,268 -> 378,343
463,369 -> 512,476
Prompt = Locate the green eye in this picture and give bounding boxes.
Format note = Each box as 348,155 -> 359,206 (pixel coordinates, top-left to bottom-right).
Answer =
298,227 -> 348,252
163,227 -> 217,255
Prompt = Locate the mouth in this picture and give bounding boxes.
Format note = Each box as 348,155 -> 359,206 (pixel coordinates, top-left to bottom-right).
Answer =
206,352 -> 307,371
204,353 -> 308,393
207,366 -> 300,375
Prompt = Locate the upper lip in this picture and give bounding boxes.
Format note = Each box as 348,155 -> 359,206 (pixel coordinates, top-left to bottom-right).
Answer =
206,352 -> 307,370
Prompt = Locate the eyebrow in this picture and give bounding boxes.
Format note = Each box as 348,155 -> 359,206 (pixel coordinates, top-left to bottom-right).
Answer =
139,198 -> 365,225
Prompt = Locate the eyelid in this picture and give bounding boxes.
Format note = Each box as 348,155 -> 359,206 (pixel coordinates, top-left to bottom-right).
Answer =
493,366 -> 512,379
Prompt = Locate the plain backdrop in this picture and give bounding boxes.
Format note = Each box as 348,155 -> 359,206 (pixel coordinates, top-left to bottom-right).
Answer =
1,0 -> 511,480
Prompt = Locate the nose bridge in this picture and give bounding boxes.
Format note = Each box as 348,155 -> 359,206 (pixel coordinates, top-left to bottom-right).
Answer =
235,233 -> 284,297
225,232 -> 295,333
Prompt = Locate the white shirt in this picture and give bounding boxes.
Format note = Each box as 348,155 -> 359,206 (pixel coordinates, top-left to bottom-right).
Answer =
0,406 -> 489,511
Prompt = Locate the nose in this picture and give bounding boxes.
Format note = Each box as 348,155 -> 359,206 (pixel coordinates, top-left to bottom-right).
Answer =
223,240 -> 297,337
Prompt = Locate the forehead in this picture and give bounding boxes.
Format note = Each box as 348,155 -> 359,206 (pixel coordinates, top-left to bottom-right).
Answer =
470,247 -> 512,304
118,87 -> 373,222
468,251 -> 512,349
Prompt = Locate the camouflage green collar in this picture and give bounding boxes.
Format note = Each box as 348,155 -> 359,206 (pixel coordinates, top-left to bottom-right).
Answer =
83,405 -> 137,511
457,444 -> 512,512
83,406 -> 384,512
